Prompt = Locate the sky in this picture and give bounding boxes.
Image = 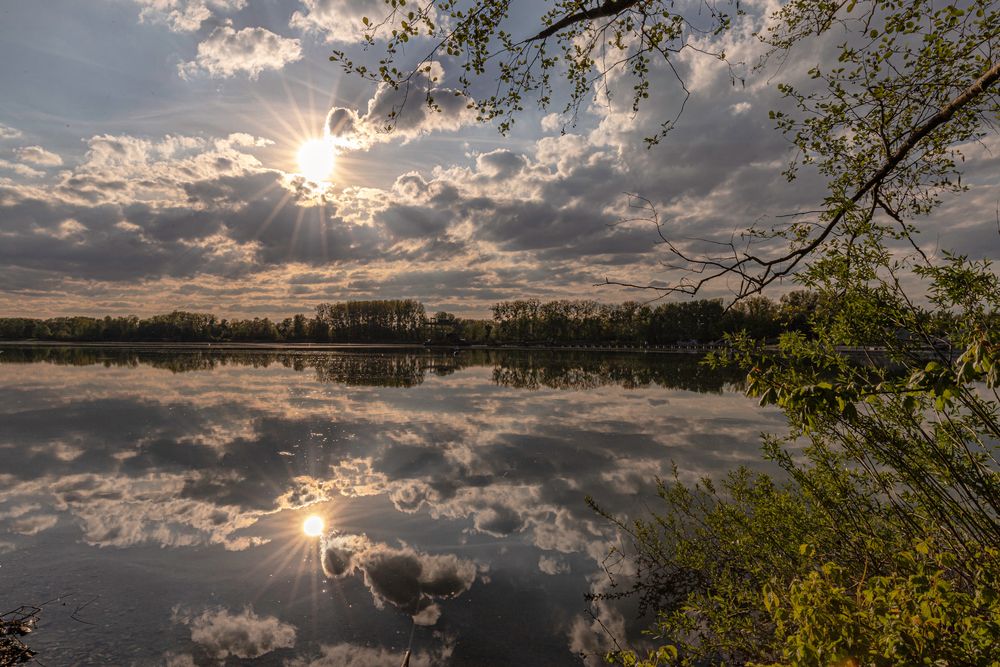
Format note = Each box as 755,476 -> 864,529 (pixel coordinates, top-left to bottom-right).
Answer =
0,0 -> 997,319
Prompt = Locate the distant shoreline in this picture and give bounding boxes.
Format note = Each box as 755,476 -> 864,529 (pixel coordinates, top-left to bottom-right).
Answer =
0,340 -> 723,354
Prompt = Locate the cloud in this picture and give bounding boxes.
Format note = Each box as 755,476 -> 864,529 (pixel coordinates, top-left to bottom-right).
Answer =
320,533 -> 478,624
0,159 -> 44,179
729,101 -> 752,115
180,24 -> 303,79
172,606 -> 296,660
64,132 -> 269,203
0,504 -> 42,520
346,138 -> 648,266
3,0 -> 994,318
15,146 -> 63,167
326,62 -> 476,148
0,19 -> 837,315
538,554 -> 570,575
291,0 -> 412,44
0,131 -> 394,285
131,0 -> 246,32
0,123 -> 23,140
568,573 -> 646,666
0,472 -> 268,550
0,346 -> 787,659
9,513 -> 58,536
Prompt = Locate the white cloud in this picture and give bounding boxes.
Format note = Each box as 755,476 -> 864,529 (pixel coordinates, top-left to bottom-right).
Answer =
538,554 -> 570,575
34,219 -> 87,241
540,113 -> 566,133
15,145 -> 63,166
728,101 -> 752,115
57,131 -> 269,205
0,472 -> 269,550
0,159 -> 44,179
0,123 -> 22,140
10,513 -> 59,535
291,0 -> 408,44
131,0 -> 246,32
179,24 -> 302,79
172,606 -> 296,660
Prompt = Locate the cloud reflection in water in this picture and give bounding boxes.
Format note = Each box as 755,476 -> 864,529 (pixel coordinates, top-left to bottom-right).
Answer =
0,349 -> 783,664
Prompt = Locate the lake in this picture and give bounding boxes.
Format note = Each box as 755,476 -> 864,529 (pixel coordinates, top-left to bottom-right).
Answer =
0,347 -> 785,666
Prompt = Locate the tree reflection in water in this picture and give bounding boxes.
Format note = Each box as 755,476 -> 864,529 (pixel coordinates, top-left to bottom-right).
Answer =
0,346 -> 745,392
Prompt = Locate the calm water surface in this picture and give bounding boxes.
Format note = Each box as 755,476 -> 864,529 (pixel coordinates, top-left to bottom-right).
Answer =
0,348 -> 784,666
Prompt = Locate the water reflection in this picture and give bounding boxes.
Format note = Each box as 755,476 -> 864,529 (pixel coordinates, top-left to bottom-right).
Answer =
0,348 -> 778,665
0,346 -> 745,392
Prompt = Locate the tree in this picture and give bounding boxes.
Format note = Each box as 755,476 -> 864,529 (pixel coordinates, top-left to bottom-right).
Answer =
331,2 -> 1000,664
589,254 -> 1000,666
332,0 -> 999,299
778,290 -> 820,334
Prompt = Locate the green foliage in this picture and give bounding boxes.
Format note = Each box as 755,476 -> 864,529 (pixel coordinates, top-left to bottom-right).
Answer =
314,299 -> 427,342
490,294 -> 813,345
328,0 -> 742,142
0,294 -> 818,345
596,239 -> 1000,667
762,545 -> 1000,666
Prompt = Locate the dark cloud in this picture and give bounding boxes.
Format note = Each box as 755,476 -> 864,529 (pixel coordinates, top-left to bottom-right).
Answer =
0,189 -> 234,281
476,150 -> 528,180
122,203 -> 222,242
191,171 -> 385,266
325,62 -> 476,149
320,534 -> 478,625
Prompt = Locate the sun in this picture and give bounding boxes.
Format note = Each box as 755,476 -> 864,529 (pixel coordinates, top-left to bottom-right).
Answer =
302,514 -> 325,537
297,137 -> 337,182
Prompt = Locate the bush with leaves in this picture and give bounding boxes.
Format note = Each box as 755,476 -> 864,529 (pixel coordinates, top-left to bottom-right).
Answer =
590,252 -> 1000,666
762,543 -> 999,665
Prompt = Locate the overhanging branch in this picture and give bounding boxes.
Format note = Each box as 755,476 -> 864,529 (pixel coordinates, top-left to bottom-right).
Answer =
604,59 -> 1000,301
524,0 -> 642,43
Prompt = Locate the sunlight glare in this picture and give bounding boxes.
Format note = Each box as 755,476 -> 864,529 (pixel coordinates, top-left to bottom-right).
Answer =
303,514 -> 325,537
297,137 -> 337,182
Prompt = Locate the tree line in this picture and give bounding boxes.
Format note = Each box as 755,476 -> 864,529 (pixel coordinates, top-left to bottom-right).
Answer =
0,293 -> 823,345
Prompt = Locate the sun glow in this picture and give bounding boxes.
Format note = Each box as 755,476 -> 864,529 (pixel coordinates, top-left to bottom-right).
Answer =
303,514 -> 325,537
297,137 -> 337,182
